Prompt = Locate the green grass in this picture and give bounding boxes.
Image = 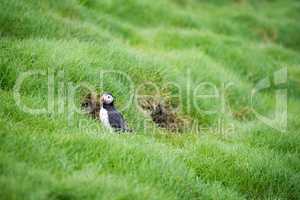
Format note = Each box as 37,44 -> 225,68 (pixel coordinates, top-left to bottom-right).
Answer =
1,0 -> 300,199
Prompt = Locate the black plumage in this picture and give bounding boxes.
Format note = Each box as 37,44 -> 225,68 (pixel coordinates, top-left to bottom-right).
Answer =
103,103 -> 126,130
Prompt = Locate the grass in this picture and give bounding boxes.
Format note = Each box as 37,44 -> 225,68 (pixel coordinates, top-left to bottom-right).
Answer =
0,0 -> 300,199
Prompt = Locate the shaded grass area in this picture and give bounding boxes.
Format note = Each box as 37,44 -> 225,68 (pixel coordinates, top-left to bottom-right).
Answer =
1,0 -> 300,199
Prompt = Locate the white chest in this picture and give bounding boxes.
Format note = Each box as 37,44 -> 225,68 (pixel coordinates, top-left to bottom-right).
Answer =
99,107 -> 111,128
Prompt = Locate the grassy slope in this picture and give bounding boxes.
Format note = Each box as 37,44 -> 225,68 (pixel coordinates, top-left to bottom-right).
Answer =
0,0 -> 300,199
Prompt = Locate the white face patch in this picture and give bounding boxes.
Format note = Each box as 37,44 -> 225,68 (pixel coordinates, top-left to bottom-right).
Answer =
102,94 -> 114,104
99,107 -> 111,128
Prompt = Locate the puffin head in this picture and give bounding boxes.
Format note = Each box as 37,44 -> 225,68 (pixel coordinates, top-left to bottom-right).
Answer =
100,92 -> 114,106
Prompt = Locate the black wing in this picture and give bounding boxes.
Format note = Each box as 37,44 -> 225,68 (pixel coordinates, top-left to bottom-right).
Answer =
107,110 -> 126,130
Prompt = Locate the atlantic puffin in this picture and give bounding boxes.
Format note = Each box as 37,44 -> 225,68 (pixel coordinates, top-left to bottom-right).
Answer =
99,92 -> 130,132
